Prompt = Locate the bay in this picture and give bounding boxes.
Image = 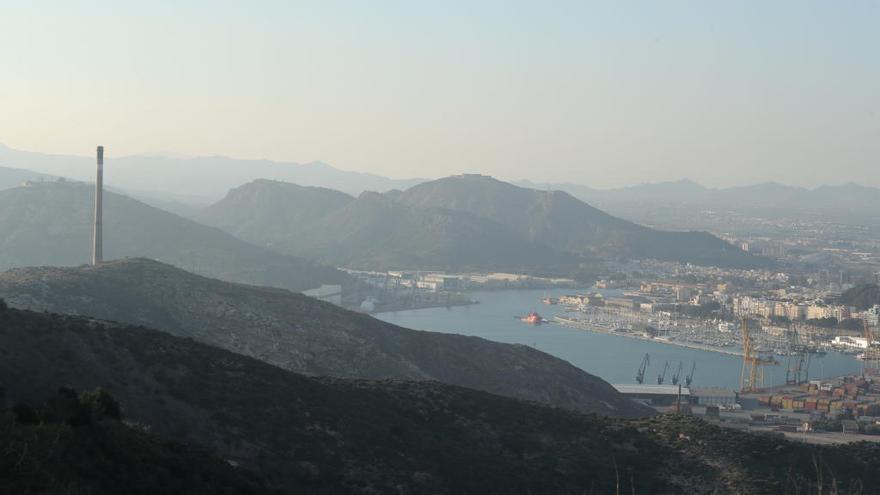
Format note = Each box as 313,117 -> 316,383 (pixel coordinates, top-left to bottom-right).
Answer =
377,288 -> 864,390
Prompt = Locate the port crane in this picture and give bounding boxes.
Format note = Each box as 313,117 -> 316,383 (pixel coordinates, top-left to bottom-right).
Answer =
671,361 -> 684,386
657,361 -> 670,385
684,361 -> 696,387
785,327 -> 817,385
635,353 -> 650,384
740,317 -> 778,393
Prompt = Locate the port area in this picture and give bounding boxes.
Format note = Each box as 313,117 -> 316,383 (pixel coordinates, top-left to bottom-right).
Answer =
554,314 -> 744,357
703,408 -> 880,445
648,375 -> 880,445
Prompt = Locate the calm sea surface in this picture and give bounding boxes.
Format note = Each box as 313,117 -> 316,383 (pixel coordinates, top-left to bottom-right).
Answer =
377,288 -> 863,390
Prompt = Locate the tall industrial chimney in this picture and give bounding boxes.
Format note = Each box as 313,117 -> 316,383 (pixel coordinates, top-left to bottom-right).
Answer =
91,145 -> 104,265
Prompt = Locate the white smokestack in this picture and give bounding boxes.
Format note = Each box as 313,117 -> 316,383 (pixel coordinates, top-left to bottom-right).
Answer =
91,145 -> 103,265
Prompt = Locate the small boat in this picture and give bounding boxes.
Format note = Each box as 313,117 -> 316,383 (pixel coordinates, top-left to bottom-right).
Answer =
542,297 -> 558,305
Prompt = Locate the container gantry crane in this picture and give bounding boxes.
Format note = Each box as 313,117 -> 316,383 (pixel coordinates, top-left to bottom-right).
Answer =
636,353 -> 650,384
785,327 -> 817,385
671,361 -> 684,386
657,361 -> 670,385
740,317 -> 778,393
685,361 -> 696,387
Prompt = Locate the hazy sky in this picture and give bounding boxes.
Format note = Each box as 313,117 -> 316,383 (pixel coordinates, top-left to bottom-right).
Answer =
1,1 -> 877,188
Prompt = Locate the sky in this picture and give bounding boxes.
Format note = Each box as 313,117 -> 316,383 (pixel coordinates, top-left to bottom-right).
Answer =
1,1 -> 877,188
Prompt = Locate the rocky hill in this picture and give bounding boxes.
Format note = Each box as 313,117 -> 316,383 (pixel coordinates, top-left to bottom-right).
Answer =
293,191 -> 558,270
396,175 -> 764,268
196,179 -> 354,247
2,305 -> 879,494
200,175 -> 766,271
199,180 -> 557,271
0,258 -> 647,417
0,181 -> 345,291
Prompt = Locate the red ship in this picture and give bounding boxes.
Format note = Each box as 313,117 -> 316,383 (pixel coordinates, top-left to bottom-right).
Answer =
519,311 -> 547,325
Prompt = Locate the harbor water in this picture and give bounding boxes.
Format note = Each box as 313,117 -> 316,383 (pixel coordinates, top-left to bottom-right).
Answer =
377,288 -> 864,390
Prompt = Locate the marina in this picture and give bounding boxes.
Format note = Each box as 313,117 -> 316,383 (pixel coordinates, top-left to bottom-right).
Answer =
553,315 -> 745,357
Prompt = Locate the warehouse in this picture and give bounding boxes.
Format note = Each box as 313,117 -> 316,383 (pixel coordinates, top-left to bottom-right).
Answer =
613,384 -> 690,406
690,387 -> 738,407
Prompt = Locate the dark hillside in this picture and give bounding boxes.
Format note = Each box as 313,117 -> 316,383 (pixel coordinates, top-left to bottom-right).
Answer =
0,388 -> 269,495
0,258 -> 648,417
1,306 -> 879,494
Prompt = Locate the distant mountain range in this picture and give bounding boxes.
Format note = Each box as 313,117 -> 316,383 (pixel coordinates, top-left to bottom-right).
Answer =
519,179 -> 880,227
4,142 -> 877,227
0,142 -> 422,201
0,258 -> 647,417
200,175 -> 767,271
0,181 -> 344,291
5,304 -> 879,493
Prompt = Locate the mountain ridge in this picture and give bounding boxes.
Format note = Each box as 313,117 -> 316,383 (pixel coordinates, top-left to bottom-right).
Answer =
198,178 -> 560,271
201,174 -> 767,270
520,177 -> 880,210
0,143 -> 424,199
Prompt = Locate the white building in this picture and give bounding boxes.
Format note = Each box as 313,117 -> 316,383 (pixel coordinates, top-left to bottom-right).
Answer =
832,336 -> 868,349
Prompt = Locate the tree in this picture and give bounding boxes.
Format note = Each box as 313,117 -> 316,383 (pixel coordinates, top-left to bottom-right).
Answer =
43,387 -> 91,426
79,388 -> 123,421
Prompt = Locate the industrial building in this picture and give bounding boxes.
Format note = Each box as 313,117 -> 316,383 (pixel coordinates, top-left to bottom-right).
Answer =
690,387 -> 738,407
613,384 -> 690,406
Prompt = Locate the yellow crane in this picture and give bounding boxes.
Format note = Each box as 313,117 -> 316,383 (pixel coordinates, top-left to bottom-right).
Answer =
740,317 -> 778,394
